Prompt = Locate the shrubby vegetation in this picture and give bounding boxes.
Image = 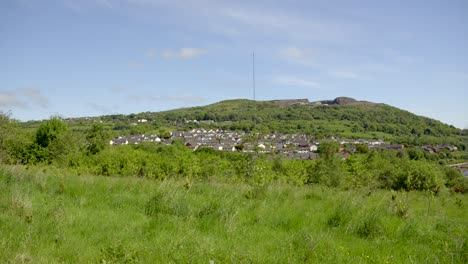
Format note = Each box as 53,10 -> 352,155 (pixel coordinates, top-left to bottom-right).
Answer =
19,99 -> 468,149
1,111 -> 467,262
1,113 -> 467,193
0,166 -> 466,263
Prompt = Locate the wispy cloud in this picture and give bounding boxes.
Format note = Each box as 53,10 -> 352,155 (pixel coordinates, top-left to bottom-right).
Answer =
0,88 -> 49,109
161,48 -> 207,59
272,76 -> 318,87
86,102 -> 112,114
122,1 -> 359,43
280,47 -> 317,65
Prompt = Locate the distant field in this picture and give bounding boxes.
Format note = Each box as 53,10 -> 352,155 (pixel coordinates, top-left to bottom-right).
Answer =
1,166 -> 467,263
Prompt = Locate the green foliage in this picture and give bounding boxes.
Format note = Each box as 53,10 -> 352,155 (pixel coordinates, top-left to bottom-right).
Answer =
407,148 -> 424,160
356,144 -> 369,153
20,99 -> 466,148
317,141 -> 339,159
144,193 -> 165,216
326,201 -> 353,227
100,242 -> 140,264
0,112 -> 30,164
309,158 -> 344,187
405,161 -> 444,192
1,166 -> 467,263
159,129 -> 172,139
345,155 -> 373,189
35,116 -> 68,148
32,117 -> 76,164
447,177 -> 468,194
86,123 -> 111,154
353,209 -> 384,238
388,192 -> 410,218
1,116 -> 466,197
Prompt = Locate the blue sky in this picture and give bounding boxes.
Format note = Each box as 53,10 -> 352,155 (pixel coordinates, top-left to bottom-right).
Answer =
1,0 -> 467,128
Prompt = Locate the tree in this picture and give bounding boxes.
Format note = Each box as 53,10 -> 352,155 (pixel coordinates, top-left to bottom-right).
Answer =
356,144 -> 369,153
318,141 -> 339,159
86,123 -> 111,154
35,116 -> 68,148
33,116 -> 71,163
0,111 -> 29,164
159,129 -> 172,139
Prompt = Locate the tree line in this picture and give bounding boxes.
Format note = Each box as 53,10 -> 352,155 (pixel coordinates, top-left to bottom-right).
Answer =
1,113 -> 466,193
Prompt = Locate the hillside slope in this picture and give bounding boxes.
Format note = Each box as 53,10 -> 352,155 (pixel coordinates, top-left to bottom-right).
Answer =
99,97 -> 466,148
22,97 -> 466,148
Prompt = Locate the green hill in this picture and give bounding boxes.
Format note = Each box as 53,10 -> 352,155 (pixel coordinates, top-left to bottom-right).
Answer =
22,97 -> 468,148
107,97 -> 466,148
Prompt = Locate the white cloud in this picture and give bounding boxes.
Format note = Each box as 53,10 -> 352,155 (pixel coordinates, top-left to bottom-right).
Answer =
0,88 -> 49,109
0,93 -> 26,108
161,48 -> 207,59
272,76 -> 318,87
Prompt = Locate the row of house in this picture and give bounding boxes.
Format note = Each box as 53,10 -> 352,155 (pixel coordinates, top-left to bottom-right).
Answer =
422,145 -> 458,153
110,134 -> 161,145
109,128 -> 405,160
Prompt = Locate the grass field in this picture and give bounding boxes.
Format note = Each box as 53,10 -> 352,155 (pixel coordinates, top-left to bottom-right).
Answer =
1,165 -> 467,263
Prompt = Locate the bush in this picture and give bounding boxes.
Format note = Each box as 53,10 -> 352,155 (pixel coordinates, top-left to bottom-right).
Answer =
447,177 -> 468,193
405,161 -> 445,192
309,158 -> 344,187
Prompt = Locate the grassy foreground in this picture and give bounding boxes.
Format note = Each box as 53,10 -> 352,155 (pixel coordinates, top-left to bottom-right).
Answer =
0,166 -> 467,263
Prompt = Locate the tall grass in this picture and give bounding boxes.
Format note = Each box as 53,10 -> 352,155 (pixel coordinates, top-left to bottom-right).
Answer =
0,165 -> 467,263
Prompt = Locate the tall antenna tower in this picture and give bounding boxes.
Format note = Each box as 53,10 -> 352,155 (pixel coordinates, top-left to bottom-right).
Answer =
252,52 -> 256,101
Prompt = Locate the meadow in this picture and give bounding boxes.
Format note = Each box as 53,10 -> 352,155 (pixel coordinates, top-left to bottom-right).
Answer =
1,165 -> 466,263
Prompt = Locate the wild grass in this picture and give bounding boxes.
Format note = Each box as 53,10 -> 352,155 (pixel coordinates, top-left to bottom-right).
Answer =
0,165 -> 467,263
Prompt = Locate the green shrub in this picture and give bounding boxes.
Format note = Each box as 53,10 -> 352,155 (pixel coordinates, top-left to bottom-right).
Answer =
405,161 -> 445,192
448,177 -> 468,193
309,158 -> 344,187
